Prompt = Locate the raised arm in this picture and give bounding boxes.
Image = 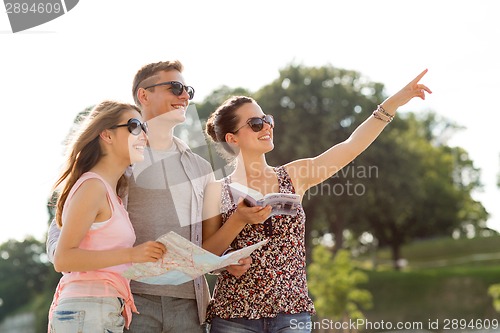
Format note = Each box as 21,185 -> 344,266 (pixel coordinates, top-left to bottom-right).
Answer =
286,69 -> 432,196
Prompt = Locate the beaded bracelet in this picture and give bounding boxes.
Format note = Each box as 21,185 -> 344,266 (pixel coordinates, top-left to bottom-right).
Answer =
377,105 -> 395,121
372,110 -> 391,123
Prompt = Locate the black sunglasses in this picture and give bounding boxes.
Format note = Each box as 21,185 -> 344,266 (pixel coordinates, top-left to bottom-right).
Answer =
110,118 -> 148,136
233,115 -> 274,133
143,81 -> 195,100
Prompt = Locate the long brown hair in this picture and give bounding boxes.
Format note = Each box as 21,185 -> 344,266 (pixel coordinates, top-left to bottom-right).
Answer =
53,101 -> 141,227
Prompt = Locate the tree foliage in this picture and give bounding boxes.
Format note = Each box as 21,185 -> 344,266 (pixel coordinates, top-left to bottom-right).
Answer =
308,245 -> 372,323
179,85 -> 253,178
488,283 -> 500,313
194,63 -> 490,269
246,63 -> 489,268
250,64 -> 385,256
353,112 -> 489,267
0,238 -> 57,323
191,62 -> 491,269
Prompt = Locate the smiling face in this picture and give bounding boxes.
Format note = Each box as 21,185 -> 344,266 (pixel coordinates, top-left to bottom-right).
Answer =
228,101 -> 275,155
111,109 -> 147,165
139,70 -> 191,125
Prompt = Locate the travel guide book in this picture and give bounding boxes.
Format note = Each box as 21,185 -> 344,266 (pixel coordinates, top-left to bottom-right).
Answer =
228,182 -> 301,217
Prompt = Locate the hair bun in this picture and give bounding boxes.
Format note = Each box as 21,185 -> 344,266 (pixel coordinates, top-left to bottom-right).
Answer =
205,115 -> 218,142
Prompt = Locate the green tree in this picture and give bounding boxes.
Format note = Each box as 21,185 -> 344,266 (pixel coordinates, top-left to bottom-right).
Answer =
252,63 -> 385,257
246,63 -> 488,269
488,284 -> 500,313
193,85 -> 252,122
0,238 -> 55,323
308,245 -> 372,328
353,112 -> 489,268
0,103 -> 85,328
184,85 -> 253,177
190,63 -> 489,269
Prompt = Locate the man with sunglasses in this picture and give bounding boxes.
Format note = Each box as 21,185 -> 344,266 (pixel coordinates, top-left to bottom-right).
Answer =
125,60 -> 214,333
47,60 -> 248,332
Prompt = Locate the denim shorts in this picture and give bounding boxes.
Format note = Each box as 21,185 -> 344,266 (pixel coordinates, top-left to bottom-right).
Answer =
210,312 -> 312,333
49,296 -> 125,333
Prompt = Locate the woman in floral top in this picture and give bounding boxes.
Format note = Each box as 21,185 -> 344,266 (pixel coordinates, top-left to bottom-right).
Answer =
202,70 -> 431,333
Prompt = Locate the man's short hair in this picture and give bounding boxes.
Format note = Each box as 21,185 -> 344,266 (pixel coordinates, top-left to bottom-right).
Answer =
132,60 -> 184,106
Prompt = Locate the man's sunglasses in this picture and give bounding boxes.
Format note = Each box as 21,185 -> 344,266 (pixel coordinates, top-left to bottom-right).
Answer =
143,81 -> 195,100
110,118 -> 148,136
233,115 -> 274,133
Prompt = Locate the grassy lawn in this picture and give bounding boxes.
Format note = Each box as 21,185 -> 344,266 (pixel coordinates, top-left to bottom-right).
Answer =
377,235 -> 500,269
362,267 -> 500,325
346,235 -> 500,331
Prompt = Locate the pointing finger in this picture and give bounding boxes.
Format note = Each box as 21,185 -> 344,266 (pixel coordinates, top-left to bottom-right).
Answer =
409,69 -> 428,85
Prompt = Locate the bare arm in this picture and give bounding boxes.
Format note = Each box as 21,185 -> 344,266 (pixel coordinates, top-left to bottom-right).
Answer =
202,181 -> 271,256
286,69 -> 432,196
53,179 -> 165,272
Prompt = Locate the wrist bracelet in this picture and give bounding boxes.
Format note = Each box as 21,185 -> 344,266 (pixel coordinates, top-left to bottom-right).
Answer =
372,110 -> 391,123
377,105 -> 395,121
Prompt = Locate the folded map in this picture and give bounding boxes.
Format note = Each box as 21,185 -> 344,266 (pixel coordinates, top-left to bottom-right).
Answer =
122,231 -> 268,285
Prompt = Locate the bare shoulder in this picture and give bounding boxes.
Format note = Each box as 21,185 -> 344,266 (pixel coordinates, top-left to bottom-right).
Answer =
74,178 -> 107,196
202,179 -> 224,220
283,159 -> 314,197
204,179 -> 224,199
63,178 -> 109,225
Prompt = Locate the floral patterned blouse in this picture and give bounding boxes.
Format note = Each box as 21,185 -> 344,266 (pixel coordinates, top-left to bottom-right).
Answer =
206,166 -> 315,321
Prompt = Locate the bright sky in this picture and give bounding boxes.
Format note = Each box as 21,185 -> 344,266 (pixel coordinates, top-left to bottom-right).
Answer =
1,0 -> 499,244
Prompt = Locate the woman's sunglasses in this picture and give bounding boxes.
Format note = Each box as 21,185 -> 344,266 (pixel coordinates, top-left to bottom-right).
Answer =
143,81 -> 195,100
110,118 -> 148,136
233,115 -> 274,133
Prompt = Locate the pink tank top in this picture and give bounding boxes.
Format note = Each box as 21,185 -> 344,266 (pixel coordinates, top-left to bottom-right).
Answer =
49,172 -> 137,328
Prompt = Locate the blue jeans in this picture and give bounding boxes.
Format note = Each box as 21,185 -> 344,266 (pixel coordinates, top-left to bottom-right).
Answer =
50,296 -> 124,333
210,312 -> 312,333
126,294 -> 204,333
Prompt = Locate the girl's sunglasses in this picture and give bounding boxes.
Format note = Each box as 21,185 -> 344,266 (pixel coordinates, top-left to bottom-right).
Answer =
143,80 -> 195,100
233,115 -> 274,133
110,118 -> 148,136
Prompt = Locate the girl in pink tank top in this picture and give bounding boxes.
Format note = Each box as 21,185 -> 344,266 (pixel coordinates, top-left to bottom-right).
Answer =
48,101 -> 166,332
